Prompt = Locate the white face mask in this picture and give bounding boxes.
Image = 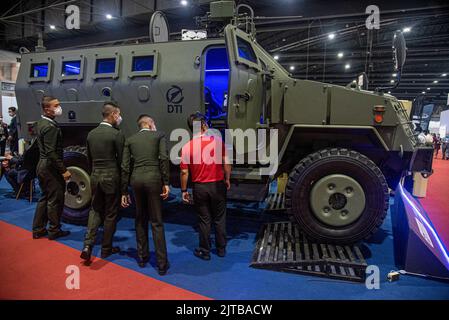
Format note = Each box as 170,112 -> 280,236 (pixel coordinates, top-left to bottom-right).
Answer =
116,115 -> 123,126
54,106 -> 63,116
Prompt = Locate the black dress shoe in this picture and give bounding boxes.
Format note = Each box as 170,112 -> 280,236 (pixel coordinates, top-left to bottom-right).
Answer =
158,262 -> 170,276
32,230 -> 48,239
194,248 -> 211,261
101,246 -> 120,259
138,257 -> 149,268
48,230 -> 70,240
80,245 -> 92,261
217,248 -> 226,258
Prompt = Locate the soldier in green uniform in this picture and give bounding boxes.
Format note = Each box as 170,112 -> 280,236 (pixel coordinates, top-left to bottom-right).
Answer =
32,96 -> 72,240
80,102 -> 125,261
121,114 -> 170,275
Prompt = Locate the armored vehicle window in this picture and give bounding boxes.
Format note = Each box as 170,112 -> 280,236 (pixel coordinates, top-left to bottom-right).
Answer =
96,58 -> 116,74
62,60 -> 81,76
237,37 -> 257,64
30,63 -> 49,78
132,56 -> 154,72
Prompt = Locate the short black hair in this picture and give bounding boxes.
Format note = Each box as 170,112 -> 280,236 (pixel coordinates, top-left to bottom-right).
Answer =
102,101 -> 120,118
137,114 -> 153,128
137,114 -> 151,123
8,106 -> 17,113
187,112 -> 206,131
41,96 -> 57,110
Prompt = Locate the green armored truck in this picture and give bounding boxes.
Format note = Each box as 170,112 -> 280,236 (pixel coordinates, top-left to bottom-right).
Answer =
15,1 -> 433,244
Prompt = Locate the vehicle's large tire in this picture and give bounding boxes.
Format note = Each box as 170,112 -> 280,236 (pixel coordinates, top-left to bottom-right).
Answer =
285,148 -> 389,244
62,146 -> 91,226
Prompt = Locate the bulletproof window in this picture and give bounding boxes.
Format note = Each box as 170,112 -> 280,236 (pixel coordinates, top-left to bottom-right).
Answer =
30,63 -> 49,78
237,36 -> 257,64
96,58 -> 116,74
132,56 -> 154,72
62,60 -> 81,76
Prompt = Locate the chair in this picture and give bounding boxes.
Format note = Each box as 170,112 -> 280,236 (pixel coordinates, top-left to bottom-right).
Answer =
16,178 -> 35,203
13,139 -> 39,203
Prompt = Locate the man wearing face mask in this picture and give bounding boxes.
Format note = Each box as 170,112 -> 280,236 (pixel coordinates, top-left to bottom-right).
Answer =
32,96 -> 72,240
121,115 -> 170,274
80,102 -> 125,261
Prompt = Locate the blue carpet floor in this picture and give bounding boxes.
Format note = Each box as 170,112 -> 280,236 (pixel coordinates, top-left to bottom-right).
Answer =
0,178 -> 448,300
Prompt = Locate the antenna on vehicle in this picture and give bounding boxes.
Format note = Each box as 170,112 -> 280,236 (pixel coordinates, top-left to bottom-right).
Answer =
35,32 -> 46,52
149,11 -> 170,43
376,31 -> 407,93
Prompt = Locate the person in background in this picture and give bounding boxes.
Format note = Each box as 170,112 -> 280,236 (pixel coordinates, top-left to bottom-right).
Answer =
7,107 -> 18,155
80,102 -> 125,262
180,112 -> 231,261
433,133 -> 442,159
2,153 -> 31,196
0,116 -> 8,156
32,96 -> 72,240
121,115 -> 170,275
442,135 -> 449,160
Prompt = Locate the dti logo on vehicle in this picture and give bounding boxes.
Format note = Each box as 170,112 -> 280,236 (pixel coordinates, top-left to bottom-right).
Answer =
166,85 -> 184,114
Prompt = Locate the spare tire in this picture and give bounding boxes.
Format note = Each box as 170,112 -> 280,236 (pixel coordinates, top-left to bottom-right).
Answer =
62,146 -> 91,225
285,148 -> 389,244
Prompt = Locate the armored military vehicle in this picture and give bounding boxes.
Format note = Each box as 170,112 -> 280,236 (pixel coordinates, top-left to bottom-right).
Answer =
15,1 -> 433,244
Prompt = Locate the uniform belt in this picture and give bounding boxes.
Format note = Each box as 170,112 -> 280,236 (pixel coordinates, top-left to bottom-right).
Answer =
93,159 -> 117,165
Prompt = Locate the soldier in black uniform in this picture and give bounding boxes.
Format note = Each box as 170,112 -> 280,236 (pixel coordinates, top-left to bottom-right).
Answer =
121,115 -> 170,275
80,102 -> 125,261
32,96 -> 72,240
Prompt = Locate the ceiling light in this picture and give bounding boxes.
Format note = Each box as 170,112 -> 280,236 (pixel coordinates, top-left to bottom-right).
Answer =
403,27 -> 411,33
106,14 -> 113,19
422,91 -> 426,94
434,80 -> 439,83
49,25 -> 56,30
427,88 -> 431,91
290,66 -> 295,71
442,73 -> 447,77
390,80 -> 395,83
345,64 -> 350,70
328,33 -> 335,40
181,0 -> 188,6
392,73 -> 397,77
274,55 -> 279,60
388,91 -> 391,94
337,52 -> 344,58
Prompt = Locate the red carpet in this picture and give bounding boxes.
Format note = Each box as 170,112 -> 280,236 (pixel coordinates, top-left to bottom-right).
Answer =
0,221 -> 209,300
420,158 -> 449,249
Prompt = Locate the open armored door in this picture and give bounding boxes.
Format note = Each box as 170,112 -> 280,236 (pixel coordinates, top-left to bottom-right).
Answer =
225,25 -> 263,138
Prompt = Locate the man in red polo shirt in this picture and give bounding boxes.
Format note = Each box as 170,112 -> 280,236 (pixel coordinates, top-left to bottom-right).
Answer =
180,113 -> 231,260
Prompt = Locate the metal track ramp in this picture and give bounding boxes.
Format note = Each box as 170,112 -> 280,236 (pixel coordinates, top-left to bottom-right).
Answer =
250,221 -> 368,282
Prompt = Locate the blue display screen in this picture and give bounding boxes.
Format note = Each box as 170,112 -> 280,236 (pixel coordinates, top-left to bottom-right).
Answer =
237,37 -> 257,64
62,60 -> 81,76
132,56 -> 154,72
30,63 -> 49,78
96,58 -> 116,74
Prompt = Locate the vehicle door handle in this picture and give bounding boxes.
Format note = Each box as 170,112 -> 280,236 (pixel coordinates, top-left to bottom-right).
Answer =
236,91 -> 251,102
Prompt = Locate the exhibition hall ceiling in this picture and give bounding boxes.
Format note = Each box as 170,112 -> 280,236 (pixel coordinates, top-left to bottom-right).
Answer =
0,0 -> 448,103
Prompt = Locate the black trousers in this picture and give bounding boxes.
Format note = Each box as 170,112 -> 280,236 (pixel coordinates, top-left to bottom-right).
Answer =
9,138 -> 18,154
193,181 -> 227,254
0,140 -> 5,156
132,179 -> 168,268
84,170 -> 120,252
33,160 -> 65,236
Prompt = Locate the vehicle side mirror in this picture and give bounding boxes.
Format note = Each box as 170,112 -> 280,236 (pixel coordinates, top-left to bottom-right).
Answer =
393,31 -> 407,72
